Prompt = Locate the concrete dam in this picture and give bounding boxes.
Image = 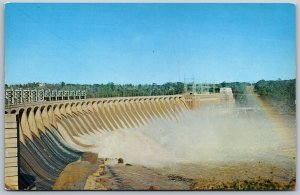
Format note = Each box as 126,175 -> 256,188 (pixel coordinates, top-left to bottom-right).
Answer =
4,90 -> 234,190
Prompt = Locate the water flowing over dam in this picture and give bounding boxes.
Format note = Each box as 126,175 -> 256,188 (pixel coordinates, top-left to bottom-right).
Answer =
5,91 -> 235,190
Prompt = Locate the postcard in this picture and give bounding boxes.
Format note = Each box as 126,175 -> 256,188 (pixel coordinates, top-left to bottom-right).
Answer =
4,3 -> 296,191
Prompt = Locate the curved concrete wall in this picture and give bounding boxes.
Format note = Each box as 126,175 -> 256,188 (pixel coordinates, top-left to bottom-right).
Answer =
5,95 -> 188,190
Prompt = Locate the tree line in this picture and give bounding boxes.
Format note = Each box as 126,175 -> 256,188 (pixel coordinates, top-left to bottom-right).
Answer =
254,79 -> 296,113
5,82 -> 185,98
6,79 -> 295,105
6,81 -> 248,98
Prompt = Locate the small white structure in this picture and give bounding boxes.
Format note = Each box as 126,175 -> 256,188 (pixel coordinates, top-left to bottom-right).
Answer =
220,87 -> 232,93
220,87 -> 234,101
38,83 -> 46,87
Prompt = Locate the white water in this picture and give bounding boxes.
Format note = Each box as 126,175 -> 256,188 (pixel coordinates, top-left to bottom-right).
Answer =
75,104 -> 286,168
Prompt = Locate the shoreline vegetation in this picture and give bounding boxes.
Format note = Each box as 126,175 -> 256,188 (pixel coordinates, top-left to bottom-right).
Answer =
190,177 -> 296,190
5,79 -> 296,114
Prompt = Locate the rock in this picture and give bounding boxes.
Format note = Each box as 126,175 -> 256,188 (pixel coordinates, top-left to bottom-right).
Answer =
149,185 -> 160,190
84,176 -> 108,190
84,176 -> 96,190
81,152 -> 98,164
92,168 -> 105,176
118,158 -> 124,164
53,161 -> 98,190
149,186 -> 155,190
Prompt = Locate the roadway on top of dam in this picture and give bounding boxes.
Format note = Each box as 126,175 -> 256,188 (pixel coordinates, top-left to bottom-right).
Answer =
4,93 -> 221,111
5,95 -> 181,108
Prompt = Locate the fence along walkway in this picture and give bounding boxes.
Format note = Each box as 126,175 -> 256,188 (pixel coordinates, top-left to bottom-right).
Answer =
5,89 -> 86,106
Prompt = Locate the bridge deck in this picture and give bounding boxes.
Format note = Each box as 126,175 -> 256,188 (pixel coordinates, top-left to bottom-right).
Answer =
5,95 -> 184,110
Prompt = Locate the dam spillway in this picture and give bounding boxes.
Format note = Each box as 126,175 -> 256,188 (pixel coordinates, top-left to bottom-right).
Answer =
4,92 -> 233,190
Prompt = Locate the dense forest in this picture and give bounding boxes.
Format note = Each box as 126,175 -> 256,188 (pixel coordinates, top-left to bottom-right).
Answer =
5,79 -> 296,113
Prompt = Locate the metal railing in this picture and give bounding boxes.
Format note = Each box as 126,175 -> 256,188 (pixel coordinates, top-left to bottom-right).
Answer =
5,89 -> 86,106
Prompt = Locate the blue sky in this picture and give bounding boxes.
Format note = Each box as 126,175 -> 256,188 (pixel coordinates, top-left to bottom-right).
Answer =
5,3 -> 296,85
